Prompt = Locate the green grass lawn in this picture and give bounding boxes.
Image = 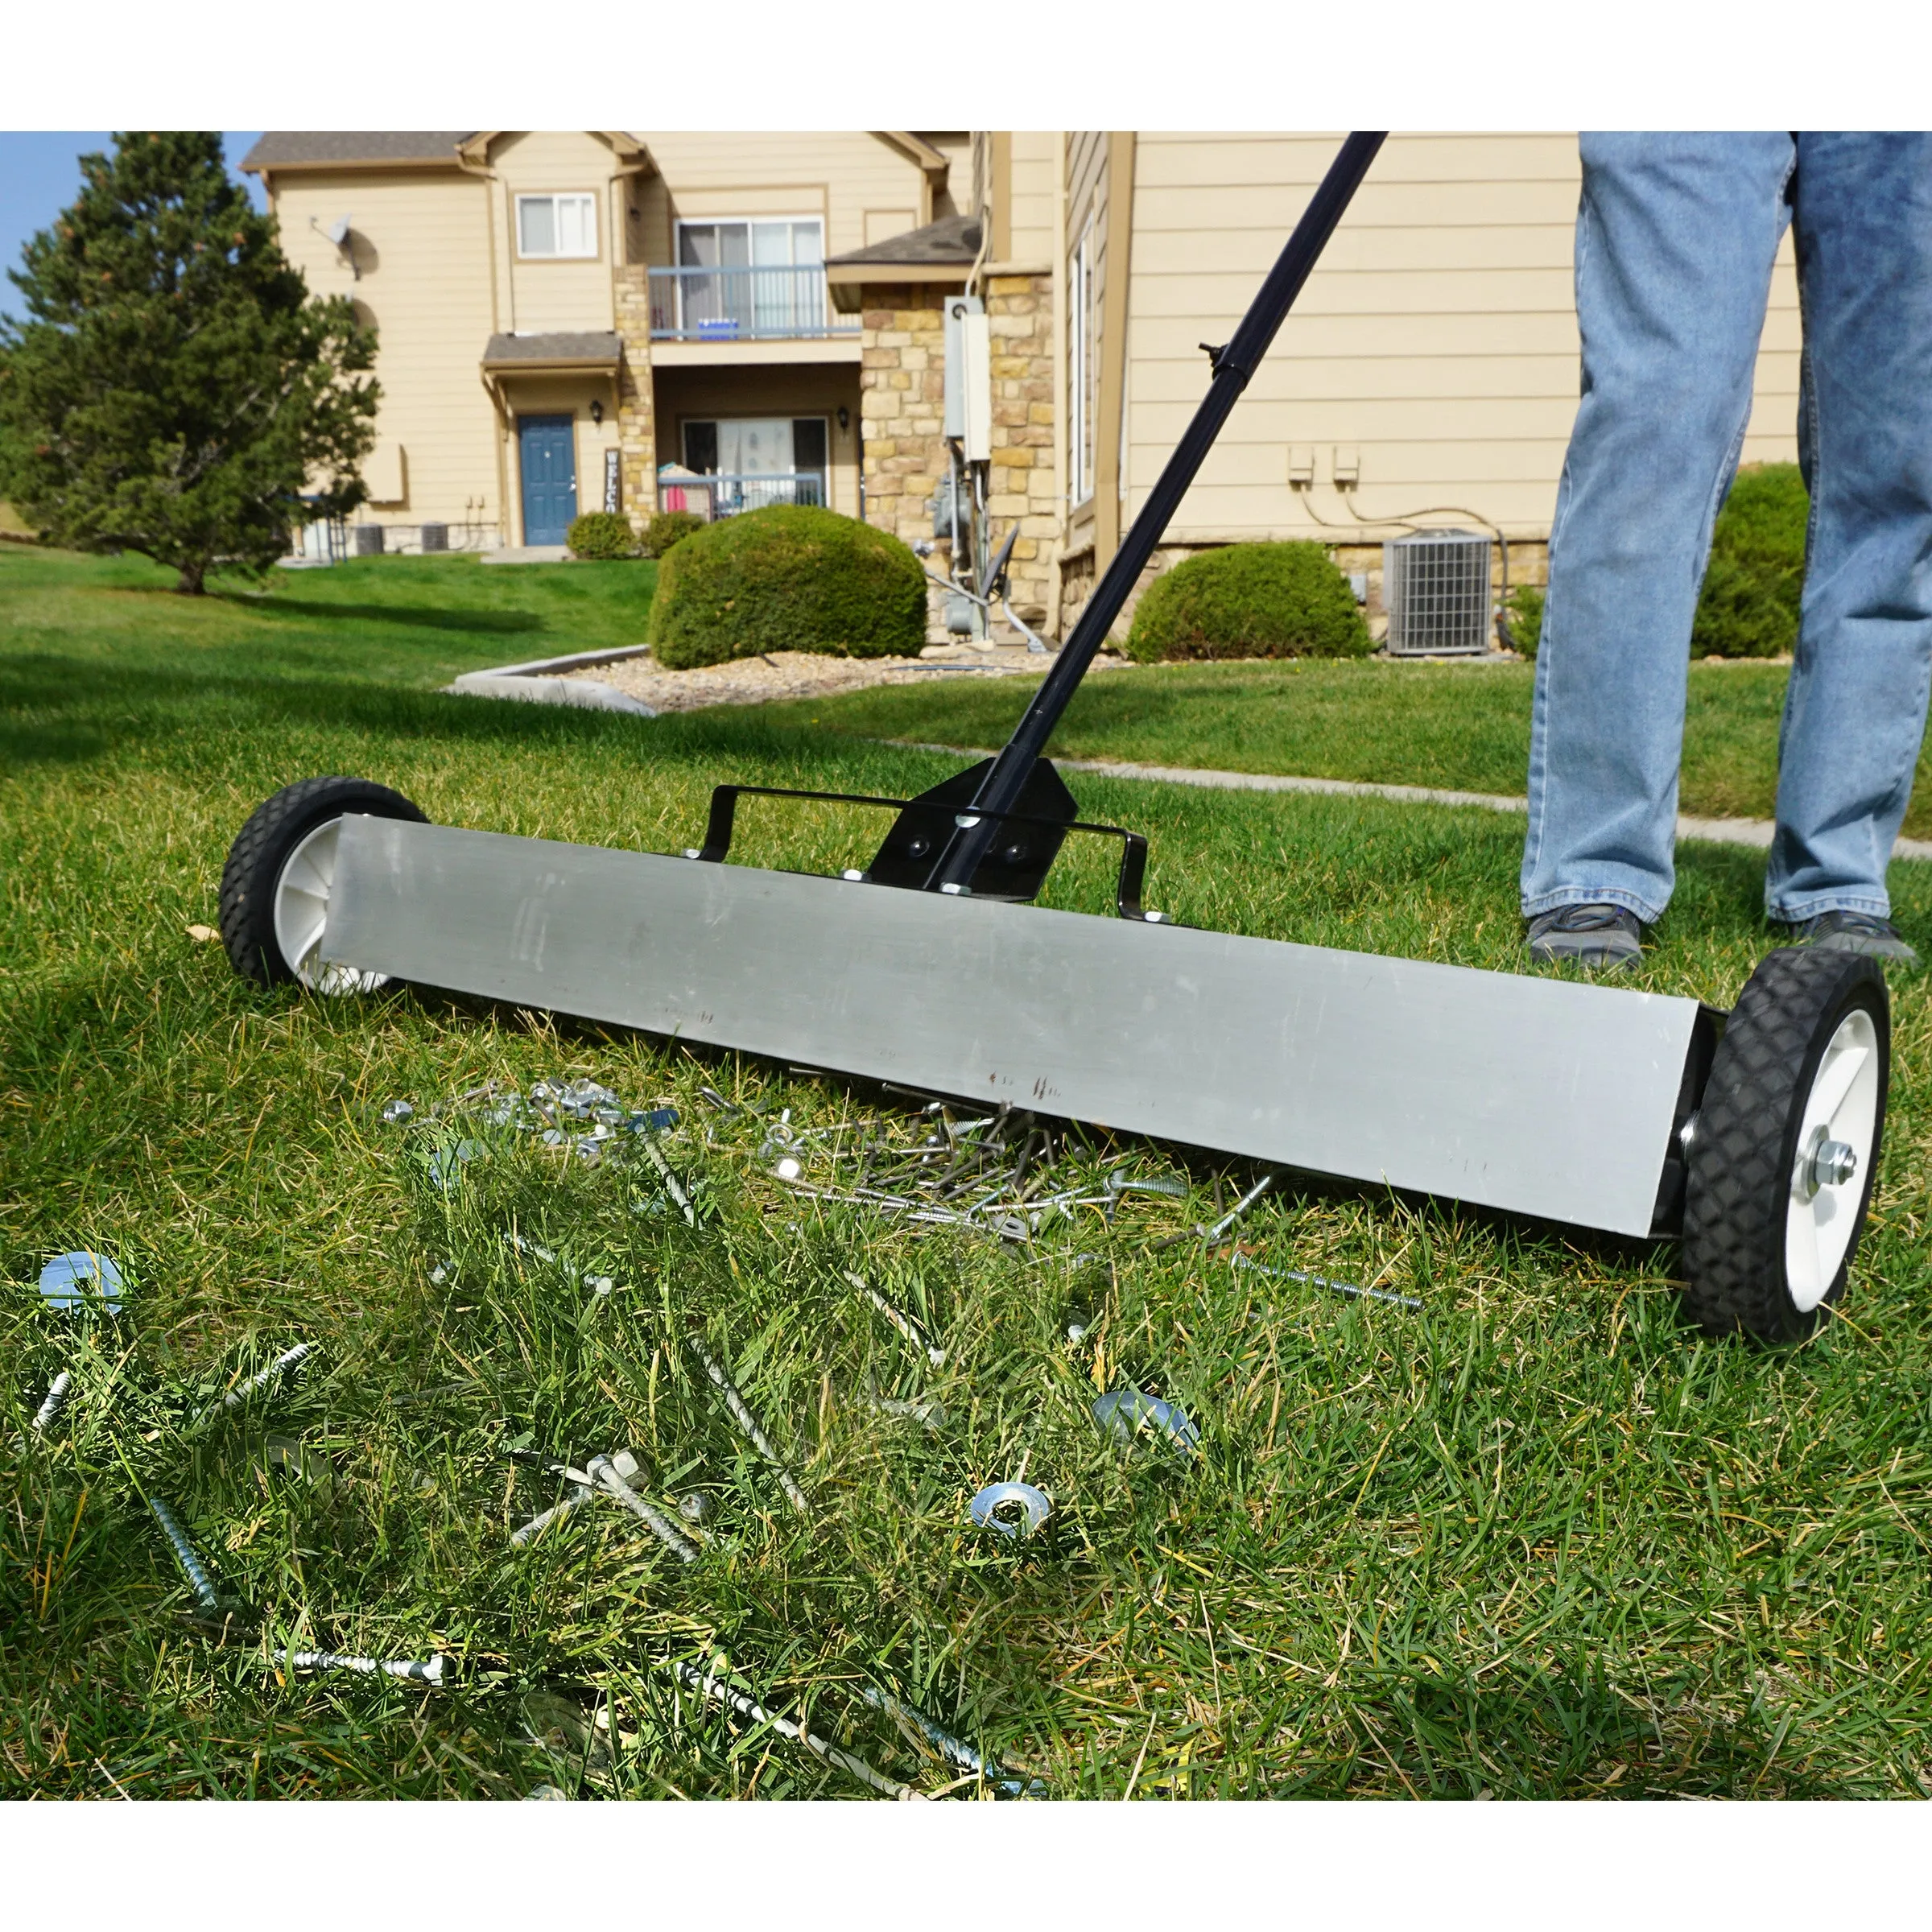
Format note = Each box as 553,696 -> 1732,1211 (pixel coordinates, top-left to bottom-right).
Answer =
770,654 -> 1925,840
5,544 -> 1932,1798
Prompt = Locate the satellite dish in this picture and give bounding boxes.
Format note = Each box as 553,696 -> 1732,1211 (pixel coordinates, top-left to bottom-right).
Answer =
327,216 -> 353,247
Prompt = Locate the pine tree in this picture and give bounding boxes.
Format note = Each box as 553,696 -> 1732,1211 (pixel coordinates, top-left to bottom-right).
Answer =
0,133 -> 377,592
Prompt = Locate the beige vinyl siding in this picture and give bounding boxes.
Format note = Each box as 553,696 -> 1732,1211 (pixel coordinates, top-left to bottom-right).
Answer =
1124,132 -> 1800,543
634,133 -> 932,265
494,132 -> 619,336
1006,131 -> 1059,265
269,170 -> 499,530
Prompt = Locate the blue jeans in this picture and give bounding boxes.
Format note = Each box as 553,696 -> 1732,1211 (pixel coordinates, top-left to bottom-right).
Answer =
1521,134 -> 1932,926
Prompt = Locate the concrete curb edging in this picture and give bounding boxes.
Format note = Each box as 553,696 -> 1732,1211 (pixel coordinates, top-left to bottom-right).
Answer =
446,643 -> 658,716
877,741 -> 1932,865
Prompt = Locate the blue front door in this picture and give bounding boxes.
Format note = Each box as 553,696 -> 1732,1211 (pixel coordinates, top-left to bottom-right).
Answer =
518,415 -> 577,544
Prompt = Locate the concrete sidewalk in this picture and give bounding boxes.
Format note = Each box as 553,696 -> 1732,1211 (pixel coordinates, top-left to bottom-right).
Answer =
882,741 -> 1932,864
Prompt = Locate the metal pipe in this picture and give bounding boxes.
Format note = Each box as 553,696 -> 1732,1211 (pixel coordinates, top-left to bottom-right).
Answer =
928,132 -> 1387,892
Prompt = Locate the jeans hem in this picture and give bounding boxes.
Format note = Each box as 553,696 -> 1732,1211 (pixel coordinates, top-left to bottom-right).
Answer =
1769,893 -> 1893,924
1521,886 -> 1663,925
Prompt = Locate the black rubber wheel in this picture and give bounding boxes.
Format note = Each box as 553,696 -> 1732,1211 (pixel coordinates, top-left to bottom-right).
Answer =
218,776 -> 427,987
1680,947 -> 1889,1342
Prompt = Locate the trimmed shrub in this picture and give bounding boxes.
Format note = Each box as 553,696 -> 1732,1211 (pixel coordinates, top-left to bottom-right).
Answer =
1503,583 -> 1545,658
565,512 -> 639,560
647,505 -> 926,668
641,509 -> 704,559
1125,541 -> 1372,663
1690,462 -> 1808,658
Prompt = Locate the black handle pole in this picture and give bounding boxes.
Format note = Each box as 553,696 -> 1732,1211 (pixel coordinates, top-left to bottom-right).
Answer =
928,130 -> 1387,893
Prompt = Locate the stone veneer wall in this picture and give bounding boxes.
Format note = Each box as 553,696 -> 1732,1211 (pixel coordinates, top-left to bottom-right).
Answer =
856,283 -> 952,639
859,274 -> 1059,643
982,272 -> 1056,626
613,263 -> 658,529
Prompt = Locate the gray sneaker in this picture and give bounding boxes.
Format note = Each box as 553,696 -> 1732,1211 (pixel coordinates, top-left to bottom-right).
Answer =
1794,910 -> 1920,967
1526,902 -> 1645,970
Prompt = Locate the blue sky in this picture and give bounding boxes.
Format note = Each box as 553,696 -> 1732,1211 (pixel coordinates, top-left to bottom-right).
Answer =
0,132 -> 264,320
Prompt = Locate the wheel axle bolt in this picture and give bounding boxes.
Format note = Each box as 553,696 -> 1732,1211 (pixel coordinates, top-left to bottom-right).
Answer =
1812,1138 -> 1858,1189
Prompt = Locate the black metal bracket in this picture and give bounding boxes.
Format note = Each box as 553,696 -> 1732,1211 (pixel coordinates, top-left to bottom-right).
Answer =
690,782 -> 1162,923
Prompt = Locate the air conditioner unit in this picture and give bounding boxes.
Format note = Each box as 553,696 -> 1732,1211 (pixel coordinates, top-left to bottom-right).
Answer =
1382,529 -> 1492,657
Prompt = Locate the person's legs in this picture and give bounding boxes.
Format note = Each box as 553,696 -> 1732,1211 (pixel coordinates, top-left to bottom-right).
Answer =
1522,133 -> 1795,927
1765,134 -> 1932,924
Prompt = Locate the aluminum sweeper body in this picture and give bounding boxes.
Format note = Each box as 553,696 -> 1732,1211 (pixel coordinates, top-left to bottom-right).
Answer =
217,134 -> 1889,1345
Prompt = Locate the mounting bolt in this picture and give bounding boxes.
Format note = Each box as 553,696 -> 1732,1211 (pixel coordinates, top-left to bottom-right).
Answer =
1812,1137 -> 1857,1190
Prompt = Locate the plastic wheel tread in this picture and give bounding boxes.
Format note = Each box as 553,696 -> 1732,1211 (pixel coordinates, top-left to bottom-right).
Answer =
218,776 -> 427,986
1680,946 -> 1889,1341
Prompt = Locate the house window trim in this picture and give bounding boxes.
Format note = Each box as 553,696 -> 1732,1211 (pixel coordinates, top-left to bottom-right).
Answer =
1068,218 -> 1096,512
515,192 -> 601,262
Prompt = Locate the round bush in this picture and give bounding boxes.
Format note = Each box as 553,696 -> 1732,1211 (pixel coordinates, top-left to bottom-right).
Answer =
1125,541 -> 1371,663
1691,462 -> 1807,658
647,505 -> 926,668
642,509 -> 704,559
565,512 -> 638,560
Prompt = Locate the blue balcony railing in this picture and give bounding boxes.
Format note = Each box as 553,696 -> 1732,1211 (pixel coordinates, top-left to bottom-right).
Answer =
659,473 -> 828,518
648,264 -> 858,341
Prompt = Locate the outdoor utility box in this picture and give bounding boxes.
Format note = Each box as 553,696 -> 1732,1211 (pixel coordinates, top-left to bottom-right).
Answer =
943,295 -> 992,462
419,522 -> 448,554
1382,529 -> 1492,656
353,524 -> 386,558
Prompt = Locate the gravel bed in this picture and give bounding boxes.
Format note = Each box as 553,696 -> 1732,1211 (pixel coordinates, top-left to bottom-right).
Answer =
567,646 -> 1129,713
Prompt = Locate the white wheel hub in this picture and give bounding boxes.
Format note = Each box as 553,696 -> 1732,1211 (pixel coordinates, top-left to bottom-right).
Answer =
1785,1008 -> 1880,1311
272,817 -> 390,995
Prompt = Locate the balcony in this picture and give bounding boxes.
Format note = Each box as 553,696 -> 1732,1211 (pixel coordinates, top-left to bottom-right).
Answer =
659,472 -> 828,518
648,265 -> 859,343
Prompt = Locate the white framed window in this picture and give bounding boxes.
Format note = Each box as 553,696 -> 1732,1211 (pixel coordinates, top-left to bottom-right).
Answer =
675,218 -> 824,273
517,193 -> 598,260
1069,221 -> 1096,506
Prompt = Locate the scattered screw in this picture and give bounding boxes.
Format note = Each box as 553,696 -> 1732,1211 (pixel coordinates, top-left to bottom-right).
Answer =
31,1371 -> 72,1435
148,1496 -> 221,1615
687,1338 -> 809,1513
278,1650 -> 448,1685
860,1687 -> 1045,1798
844,1270 -> 946,1366
381,1100 -> 415,1124
197,1341 -> 313,1426
671,1662 -> 918,1800
678,1492 -> 710,1524
586,1453 -> 700,1563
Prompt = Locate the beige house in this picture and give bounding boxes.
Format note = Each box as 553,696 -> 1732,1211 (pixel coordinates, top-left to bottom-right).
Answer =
247,130 -> 1799,637
244,130 -> 965,550
845,131 -> 1801,635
